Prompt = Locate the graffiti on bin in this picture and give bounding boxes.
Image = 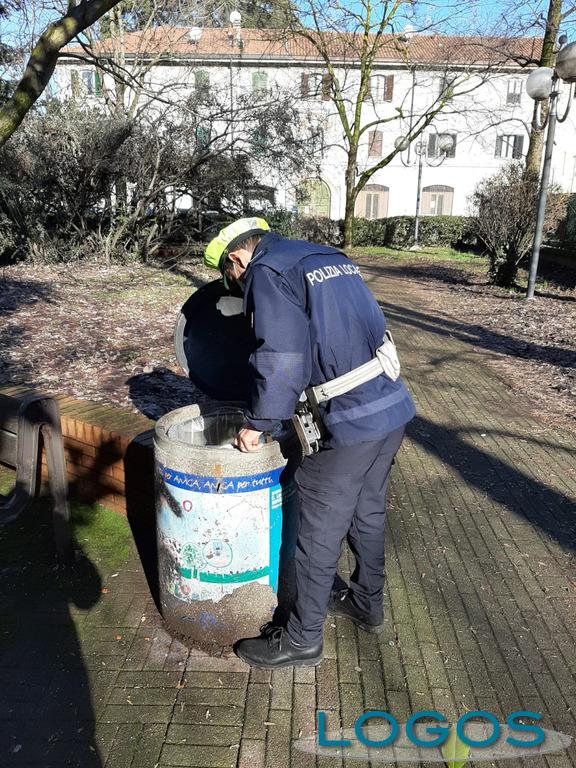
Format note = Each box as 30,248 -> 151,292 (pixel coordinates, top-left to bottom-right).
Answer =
160,465 -> 283,494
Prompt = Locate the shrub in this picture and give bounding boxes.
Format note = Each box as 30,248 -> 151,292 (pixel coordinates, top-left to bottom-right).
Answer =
297,216 -> 344,246
384,215 -> 476,248
351,217 -> 387,246
470,163 -> 566,287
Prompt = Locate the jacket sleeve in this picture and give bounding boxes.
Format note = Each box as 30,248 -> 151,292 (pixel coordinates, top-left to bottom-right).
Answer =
244,266 -> 311,432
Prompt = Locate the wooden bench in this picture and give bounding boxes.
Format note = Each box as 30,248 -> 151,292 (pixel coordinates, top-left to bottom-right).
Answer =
0,392 -> 73,562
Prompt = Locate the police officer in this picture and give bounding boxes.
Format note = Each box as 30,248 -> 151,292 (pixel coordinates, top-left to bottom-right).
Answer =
204,218 -> 416,669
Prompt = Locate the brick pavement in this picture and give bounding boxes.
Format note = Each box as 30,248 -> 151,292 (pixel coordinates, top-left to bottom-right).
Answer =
1,260 -> 575,768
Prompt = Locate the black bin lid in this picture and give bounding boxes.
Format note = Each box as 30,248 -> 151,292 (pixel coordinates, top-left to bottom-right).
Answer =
174,280 -> 256,402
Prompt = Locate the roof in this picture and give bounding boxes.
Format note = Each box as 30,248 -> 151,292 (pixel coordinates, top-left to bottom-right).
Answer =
62,27 -> 542,69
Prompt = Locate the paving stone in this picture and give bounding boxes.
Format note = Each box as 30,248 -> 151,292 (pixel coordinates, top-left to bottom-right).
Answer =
171,704 -> 243,726
132,723 -> 168,768
292,683 -> 316,739
317,658 -> 340,711
166,723 -> 241,745
270,667 -> 293,710
238,738 -> 265,768
241,683 -> 270,740
100,704 -> 174,724
160,743 -> 239,767
264,709 -> 291,768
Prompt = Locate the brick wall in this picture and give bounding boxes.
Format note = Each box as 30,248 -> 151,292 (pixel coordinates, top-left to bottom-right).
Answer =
0,386 -> 156,516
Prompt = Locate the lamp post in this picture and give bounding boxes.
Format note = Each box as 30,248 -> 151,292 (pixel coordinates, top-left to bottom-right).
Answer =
525,38 -> 576,299
228,10 -> 243,155
395,132 -> 455,248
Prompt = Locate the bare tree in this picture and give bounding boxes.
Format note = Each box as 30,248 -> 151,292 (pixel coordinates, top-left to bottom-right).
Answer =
524,0 -> 576,174
274,1 -> 526,247
0,0 -> 123,146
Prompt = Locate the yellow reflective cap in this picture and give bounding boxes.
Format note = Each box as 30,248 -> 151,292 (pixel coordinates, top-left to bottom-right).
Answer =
204,217 -> 270,272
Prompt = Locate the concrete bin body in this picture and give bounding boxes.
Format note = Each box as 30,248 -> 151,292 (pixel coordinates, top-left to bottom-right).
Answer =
154,403 -> 299,649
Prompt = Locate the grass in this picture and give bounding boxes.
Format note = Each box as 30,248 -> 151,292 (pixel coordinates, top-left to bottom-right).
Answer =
0,466 -> 132,577
350,245 -> 484,263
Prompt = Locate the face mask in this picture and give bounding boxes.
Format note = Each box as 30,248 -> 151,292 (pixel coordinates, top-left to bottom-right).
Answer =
223,261 -> 245,293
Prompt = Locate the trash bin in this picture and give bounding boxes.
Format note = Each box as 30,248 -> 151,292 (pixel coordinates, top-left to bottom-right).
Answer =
154,402 -> 299,650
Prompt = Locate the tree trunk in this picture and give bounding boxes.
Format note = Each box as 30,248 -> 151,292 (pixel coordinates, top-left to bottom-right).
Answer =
0,0 -> 123,147
110,6 -> 128,213
524,0 -> 563,176
343,152 -> 358,249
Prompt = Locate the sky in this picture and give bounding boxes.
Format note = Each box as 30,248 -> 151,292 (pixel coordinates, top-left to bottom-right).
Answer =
1,0 -> 574,66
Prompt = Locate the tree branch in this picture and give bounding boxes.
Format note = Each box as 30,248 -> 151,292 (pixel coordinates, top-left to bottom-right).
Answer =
0,0 -> 122,146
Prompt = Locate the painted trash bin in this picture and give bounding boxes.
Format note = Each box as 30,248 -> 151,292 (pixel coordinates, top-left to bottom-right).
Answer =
154,403 -> 299,649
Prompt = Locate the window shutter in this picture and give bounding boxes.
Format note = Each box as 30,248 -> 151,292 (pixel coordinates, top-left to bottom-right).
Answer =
384,75 -> 394,102
95,71 -> 103,97
513,135 -> 524,159
446,133 -> 456,158
253,71 -> 268,96
428,133 -> 437,158
368,130 -> 383,158
301,72 -> 309,97
195,70 -> 210,101
195,124 -> 211,151
322,73 -> 333,100
495,136 -> 503,158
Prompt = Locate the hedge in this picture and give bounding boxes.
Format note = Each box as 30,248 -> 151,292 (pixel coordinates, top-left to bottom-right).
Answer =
384,215 -> 477,248
235,209 -> 477,249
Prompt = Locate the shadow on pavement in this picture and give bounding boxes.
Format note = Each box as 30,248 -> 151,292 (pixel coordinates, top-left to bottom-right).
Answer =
0,497 -> 103,767
379,299 -> 576,371
410,415 -> 576,553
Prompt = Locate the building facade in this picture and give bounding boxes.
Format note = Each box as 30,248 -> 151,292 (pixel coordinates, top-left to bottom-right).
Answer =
55,27 -> 576,220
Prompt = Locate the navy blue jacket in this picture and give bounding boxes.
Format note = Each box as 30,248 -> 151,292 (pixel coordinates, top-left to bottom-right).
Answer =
242,233 -> 416,446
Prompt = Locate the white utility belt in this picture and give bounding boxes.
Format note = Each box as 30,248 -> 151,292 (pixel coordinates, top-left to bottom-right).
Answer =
292,331 -> 401,455
307,330 -> 401,407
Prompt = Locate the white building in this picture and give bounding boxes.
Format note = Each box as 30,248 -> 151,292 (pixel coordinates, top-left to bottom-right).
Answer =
55,27 -> 576,221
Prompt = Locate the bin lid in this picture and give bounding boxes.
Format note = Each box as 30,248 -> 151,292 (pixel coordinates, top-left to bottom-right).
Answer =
174,279 -> 256,401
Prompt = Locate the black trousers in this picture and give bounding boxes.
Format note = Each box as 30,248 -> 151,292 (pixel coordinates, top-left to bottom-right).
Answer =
285,426 -> 405,646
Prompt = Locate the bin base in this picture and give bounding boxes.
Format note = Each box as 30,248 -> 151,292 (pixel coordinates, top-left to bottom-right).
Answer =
160,581 -> 278,653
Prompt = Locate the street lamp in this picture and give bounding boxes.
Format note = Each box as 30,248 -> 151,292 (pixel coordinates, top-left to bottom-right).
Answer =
189,26 -> 202,45
525,38 -> 576,299
395,132 -> 455,248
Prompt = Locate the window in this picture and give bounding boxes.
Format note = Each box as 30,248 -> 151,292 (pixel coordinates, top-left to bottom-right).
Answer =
252,71 -> 268,98
195,124 -> 211,152
368,130 -> 383,158
300,72 -> 331,100
507,78 -> 522,105
355,184 -> 389,219
428,132 -> 457,159
194,70 -> 210,101
369,75 -> 394,103
250,128 -> 268,156
296,179 -> 331,217
321,73 -> 333,101
437,73 -> 456,99
72,69 -> 102,97
246,185 -> 276,209
422,185 -> 454,216
301,73 -> 320,98
495,134 -> 524,159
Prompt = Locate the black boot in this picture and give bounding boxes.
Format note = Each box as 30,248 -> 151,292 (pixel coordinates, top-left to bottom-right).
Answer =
327,589 -> 384,633
234,623 -> 323,669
